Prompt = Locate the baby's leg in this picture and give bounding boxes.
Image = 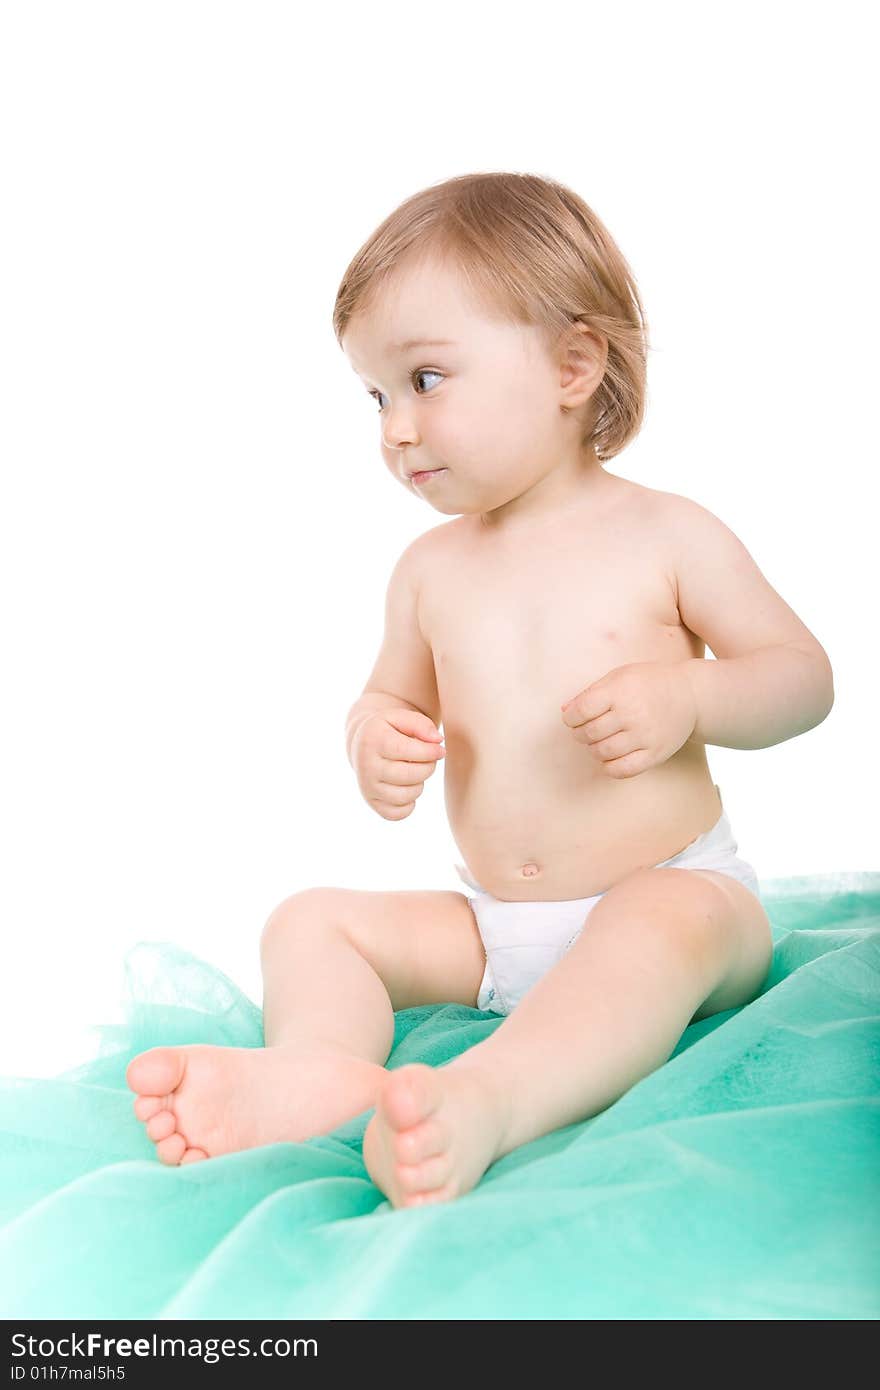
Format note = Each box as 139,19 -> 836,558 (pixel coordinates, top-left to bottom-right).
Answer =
261,886 -> 486,1053
474,867 -> 771,1151
363,866 -> 772,1207
126,887 -> 486,1164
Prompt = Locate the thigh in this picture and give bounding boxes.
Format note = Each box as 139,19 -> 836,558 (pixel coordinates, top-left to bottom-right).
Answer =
275,886 -> 487,1013
684,869 -> 774,1020
573,865 -> 772,1023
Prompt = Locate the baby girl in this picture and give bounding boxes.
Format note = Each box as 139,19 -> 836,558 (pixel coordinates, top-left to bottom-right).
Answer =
126,171 -> 834,1208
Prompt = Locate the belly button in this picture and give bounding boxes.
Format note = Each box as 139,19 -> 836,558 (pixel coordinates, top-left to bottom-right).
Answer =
521,862 -> 540,877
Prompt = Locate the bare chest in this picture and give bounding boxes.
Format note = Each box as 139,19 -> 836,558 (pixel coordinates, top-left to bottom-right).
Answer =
421,510 -> 702,731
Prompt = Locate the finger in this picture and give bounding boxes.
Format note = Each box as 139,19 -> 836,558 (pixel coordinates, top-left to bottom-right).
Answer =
383,709 -> 444,743
561,693 -> 613,725
589,731 -> 637,760
374,782 -> 423,805
583,716 -> 626,746
600,749 -> 650,778
373,799 -> 416,820
380,759 -> 438,786
388,736 -> 446,763
561,702 -> 594,729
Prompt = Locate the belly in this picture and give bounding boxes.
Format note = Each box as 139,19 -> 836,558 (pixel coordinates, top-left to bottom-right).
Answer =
445,737 -> 723,901
425,488 -> 720,900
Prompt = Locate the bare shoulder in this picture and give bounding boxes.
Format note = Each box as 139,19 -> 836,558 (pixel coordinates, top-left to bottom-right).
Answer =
600,479 -> 694,551
619,479 -> 696,522
393,518 -> 461,591
578,476 -> 693,532
419,515 -> 466,547
623,483 -> 736,559
408,515 -> 471,566
635,483 -> 727,529
401,482 -> 710,559
402,517 -> 461,560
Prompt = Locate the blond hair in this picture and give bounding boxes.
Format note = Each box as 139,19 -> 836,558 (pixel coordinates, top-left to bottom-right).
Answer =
332,171 -> 651,462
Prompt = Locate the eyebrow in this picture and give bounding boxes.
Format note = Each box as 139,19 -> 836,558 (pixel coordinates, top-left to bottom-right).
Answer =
349,338 -> 458,381
389,337 -> 457,352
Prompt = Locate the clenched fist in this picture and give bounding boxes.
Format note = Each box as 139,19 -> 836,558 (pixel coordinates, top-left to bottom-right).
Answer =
350,708 -> 446,820
561,660 -> 698,779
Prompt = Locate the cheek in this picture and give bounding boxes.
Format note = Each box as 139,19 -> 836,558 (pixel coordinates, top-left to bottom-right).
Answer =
474,372 -> 548,442
451,402 -> 538,475
460,386 -> 532,446
507,376 -> 557,431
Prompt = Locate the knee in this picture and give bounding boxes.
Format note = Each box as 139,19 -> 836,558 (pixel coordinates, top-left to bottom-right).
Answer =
260,886 -> 343,953
598,867 -> 727,960
652,869 -> 736,977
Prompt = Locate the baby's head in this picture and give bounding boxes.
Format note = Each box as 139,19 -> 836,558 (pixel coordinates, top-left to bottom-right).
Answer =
334,172 -> 649,523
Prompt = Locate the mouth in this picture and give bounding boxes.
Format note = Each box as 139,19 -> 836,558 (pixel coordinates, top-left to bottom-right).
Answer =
408,468 -> 448,485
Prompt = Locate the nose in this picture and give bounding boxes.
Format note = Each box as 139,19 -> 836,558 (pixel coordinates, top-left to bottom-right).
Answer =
381,404 -> 419,452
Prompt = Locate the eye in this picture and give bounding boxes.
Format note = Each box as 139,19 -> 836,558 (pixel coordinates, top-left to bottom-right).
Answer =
367,369 -> 444,412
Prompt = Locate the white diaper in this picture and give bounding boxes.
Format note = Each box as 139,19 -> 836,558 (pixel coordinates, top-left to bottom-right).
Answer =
455,786 -> 761,1017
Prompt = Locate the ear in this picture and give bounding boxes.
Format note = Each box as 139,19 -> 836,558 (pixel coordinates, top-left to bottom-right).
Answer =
558,320 -> 608,412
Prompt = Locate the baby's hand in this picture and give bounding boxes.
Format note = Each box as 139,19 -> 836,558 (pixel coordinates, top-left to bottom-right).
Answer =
350,708 -> 446,820
560,661 -> 698,779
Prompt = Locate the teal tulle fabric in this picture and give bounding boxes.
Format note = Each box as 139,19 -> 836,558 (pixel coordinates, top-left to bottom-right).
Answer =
1,873 -> 878,1319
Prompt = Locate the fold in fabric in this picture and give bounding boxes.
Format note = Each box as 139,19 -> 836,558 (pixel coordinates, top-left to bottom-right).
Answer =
0,873 -> 878,1319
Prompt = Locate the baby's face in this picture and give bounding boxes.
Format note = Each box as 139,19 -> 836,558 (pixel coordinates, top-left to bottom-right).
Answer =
342,254 -> 572,517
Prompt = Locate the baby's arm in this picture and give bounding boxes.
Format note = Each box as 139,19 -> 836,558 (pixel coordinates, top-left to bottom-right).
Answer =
345,540 -> 445,820
667,496 -> 834,748
345,539 -> 441,757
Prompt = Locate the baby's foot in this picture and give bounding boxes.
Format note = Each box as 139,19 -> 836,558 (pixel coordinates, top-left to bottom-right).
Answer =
126,1043 -> 385,1165
361,1060 -> 512,1208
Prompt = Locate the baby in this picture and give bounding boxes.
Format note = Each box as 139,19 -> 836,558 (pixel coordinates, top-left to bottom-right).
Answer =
126,172 -> 834,1209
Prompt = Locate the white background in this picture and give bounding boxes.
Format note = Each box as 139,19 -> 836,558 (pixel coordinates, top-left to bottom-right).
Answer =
1,2 -> 876,1079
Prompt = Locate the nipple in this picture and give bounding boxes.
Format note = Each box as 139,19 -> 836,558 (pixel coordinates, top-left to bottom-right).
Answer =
521,862 -> 540,877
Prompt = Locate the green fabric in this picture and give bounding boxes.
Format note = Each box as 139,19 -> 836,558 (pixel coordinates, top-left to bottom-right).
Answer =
1,873 -> 878,1319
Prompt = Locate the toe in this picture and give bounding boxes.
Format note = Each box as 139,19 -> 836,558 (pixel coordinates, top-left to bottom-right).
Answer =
126,1046 -> 187,1100
396,1154 -> 451,1196
405,1185 -> 453,1207
134,1095 -> 165,1122
146,1110 -> 177,1142
156,1132 -> 187,1165
382,1063 -> 440,1132
180,1147 -> 209,1164
395,1117 -> 444,1165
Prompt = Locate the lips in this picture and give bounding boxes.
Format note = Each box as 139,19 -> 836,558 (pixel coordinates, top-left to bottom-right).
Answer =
409,468 -> 447,484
